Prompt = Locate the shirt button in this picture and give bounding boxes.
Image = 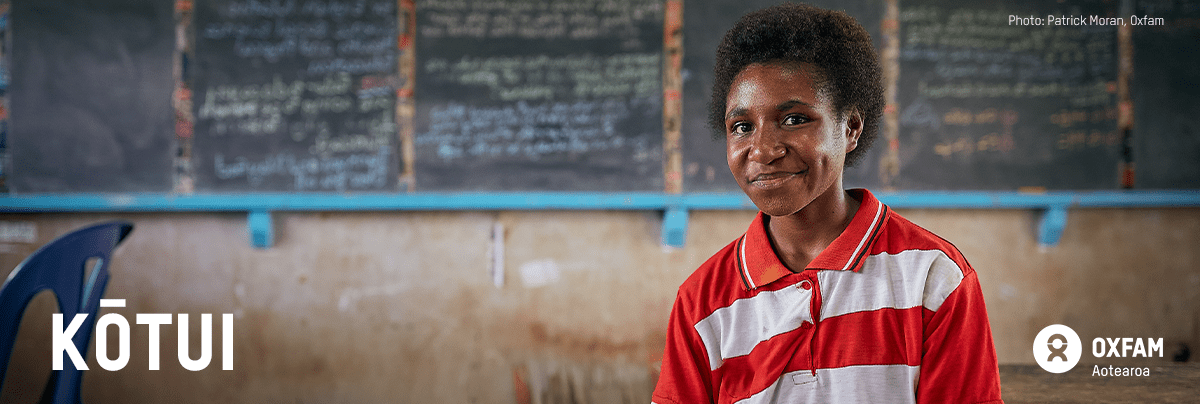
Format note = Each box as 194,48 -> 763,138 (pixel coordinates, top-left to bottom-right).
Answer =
798,280 -> 812,290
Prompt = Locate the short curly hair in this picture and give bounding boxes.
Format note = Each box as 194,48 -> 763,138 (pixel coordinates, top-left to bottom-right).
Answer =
710,3 -> 884,167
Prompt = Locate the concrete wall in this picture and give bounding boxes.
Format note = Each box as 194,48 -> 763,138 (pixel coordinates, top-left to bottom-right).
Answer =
0,208 -> 1196,403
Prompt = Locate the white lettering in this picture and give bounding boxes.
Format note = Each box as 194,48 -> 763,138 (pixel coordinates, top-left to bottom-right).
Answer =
52,314 -> 89,370
1131,15 -> 1165,26
137,313 -> 173,370
223,313 -> 234,370
178,314 -> 213,371
1092,365 -> 1151,377
1091,337 -> 1167,358
1088,15 -> 1125,26
50,309 -> 234,371
1106,338 -> 1121,357
95,313 -> 130,371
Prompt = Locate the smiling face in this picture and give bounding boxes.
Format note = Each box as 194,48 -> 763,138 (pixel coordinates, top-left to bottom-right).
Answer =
724,63 -> 862,217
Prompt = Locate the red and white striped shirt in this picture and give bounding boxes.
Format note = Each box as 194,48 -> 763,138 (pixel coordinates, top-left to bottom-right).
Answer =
652,189 -> 1003,404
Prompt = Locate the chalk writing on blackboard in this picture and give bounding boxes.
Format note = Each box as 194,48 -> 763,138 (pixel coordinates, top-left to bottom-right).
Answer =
414,0 -> 663,191
895,2 -> 1121,189
902,7 -> 1116,111
213,147 -> 390,191
418,52 -> 659,163
418,98 -> 658,163
419,0 -> 661,44
422,53 -> 660,102
193,0 -> 399,192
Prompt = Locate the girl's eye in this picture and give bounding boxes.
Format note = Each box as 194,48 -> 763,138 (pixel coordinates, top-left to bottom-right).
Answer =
782,114 -> 809,126
730,122 -> 753,135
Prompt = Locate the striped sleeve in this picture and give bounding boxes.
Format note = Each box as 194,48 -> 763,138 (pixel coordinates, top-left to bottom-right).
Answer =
917,268 -> 1004,404
653,291 -> 716,404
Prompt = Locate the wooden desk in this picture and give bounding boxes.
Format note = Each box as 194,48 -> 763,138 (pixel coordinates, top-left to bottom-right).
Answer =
1001,364 -> 1200,403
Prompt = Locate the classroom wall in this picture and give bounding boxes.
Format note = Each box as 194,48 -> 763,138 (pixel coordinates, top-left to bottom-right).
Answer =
1,208 -> 1197,403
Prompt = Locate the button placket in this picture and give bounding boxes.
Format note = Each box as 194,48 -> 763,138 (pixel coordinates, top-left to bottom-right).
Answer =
787,274 -> 820,382
807,274 -> 821,378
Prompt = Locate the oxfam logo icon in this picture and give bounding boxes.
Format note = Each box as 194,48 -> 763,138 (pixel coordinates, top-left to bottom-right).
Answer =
1033,324 -> 1082,373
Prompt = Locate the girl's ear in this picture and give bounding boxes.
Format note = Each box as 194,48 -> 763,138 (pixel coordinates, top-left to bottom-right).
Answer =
844,109 -> 864,153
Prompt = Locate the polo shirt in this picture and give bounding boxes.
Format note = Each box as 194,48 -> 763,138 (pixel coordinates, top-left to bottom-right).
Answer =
652,189 -> 1003,404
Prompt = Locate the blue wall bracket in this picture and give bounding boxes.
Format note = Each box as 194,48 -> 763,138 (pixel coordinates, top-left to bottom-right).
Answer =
661,206 -> 689,248
248,210 -> 274,249
1037,205 -> 1069,246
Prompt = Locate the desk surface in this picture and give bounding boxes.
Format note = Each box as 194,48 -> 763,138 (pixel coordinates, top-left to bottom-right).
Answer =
1000,364 -> 1200,403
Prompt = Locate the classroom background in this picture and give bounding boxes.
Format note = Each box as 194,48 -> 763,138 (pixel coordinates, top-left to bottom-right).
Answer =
1,0 -> 1198,402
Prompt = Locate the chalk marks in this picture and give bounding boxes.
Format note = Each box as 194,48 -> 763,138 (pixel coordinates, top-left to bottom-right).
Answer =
213,146 -> 389,192
414,0 -> 663,191
895,2 -> 1121,189
423,53 -> 660,102
916,81 -> 1112,107
193,0 -> 399,191
200,3 -> 396,72
219,0 -> 394,20
901,5 -> 1116,104
419,0 -> 661,43
417,98 -> 657,162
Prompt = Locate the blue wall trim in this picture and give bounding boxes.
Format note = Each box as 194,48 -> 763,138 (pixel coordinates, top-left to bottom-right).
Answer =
2,190 -> 1197,248
1,190 -> 1197,212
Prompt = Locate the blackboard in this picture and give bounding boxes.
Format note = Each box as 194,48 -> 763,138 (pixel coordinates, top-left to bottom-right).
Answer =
412,0 -> 664,191
191,0 -> 400,192
3,0 -> 1198,194
1132,0 -> 1200,189
8,0 -> 176,193
681,0 -> 885,192
895,0 -> 1121,190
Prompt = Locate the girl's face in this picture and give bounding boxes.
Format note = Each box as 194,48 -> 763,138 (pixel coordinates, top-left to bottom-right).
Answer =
724,63 -> 862,217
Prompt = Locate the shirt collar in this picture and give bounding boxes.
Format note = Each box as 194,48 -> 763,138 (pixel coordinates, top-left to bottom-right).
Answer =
736,189 -> 890,290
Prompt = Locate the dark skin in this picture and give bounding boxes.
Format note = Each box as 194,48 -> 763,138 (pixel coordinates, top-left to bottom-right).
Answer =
724,62 -> 863,272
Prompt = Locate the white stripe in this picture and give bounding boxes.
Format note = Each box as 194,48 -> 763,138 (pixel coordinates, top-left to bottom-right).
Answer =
734,365 -> 920,404
841,200 -> 884,271
100,299 -> 125,308
818,250 -> 965,320
694,286 -> 814,370
739,235 -> 756,289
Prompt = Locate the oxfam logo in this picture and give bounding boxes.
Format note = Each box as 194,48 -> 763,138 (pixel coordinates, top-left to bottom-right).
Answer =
1033,324 -> 1082,373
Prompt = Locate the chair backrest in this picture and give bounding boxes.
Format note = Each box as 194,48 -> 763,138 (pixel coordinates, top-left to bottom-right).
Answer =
0,221 -> 133,404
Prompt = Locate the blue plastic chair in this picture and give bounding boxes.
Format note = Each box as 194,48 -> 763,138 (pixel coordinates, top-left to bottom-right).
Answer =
0,221 -> 133,404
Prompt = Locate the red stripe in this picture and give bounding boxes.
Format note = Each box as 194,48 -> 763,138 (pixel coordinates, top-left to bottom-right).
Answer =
869,212 -> 975,278
813,307 -> 923,369
710,307 -> 924,399
712,324 -> 814,402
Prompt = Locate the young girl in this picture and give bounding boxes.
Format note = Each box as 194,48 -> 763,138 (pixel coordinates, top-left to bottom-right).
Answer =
652,4 -> 1003,403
